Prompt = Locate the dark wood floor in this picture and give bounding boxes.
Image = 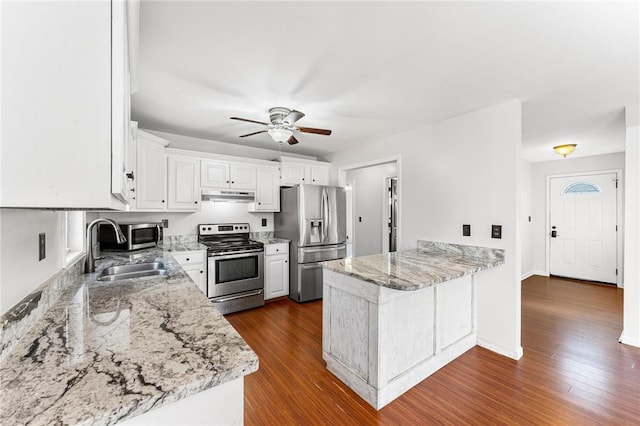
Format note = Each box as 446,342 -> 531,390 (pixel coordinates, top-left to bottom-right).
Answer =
225,276 -> 640,425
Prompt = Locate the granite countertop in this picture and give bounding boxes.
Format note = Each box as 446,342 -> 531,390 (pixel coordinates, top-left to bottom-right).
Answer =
252,237 -> 290,245
0,246 -> 258,426
322,241 -> 504,291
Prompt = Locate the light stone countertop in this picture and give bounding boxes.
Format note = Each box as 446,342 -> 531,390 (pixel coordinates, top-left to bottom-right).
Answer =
322,241 -> 504,291
252,236 -> 290,245
0,246 -> 258,426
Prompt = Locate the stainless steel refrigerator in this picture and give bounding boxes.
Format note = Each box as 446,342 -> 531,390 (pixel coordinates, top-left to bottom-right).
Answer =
275,185 -> 346,302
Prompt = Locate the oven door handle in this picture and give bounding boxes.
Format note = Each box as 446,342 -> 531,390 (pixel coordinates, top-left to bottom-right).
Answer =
209,289 -> 263,303
209,248 -> 264,258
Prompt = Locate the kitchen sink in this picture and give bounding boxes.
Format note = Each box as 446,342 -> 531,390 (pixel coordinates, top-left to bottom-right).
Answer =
97,262 -> 168,281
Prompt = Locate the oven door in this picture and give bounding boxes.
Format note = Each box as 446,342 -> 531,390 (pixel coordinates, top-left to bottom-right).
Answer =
208,250 -> 264,298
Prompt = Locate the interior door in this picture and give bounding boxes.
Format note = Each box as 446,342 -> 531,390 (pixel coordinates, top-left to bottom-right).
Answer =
549,173 -> 618,284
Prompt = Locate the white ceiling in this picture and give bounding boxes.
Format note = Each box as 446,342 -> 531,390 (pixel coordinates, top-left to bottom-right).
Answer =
132,1 -> 639,162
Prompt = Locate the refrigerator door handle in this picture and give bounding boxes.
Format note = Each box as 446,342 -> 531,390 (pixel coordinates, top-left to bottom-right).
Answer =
300,244 -> 346,253
321,188 -> 329,242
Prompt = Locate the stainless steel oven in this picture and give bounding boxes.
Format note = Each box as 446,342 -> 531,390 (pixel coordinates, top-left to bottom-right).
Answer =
199,223 -> 265,314
208,249 -> 264,298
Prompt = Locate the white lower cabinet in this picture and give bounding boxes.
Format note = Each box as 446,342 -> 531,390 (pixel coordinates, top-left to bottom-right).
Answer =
264,243 -> 289,300
172,250 -> 207,295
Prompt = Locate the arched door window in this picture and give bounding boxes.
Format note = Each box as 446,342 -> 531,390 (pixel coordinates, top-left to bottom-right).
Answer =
562,181 -> 601,195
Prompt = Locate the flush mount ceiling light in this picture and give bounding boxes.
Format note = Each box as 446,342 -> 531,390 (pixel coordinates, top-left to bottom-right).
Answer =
267,127 -> 293,143
553,144 -> 577,158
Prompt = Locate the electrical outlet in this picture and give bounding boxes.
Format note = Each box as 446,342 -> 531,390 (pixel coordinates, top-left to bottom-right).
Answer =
491,225 -> 502,239
162,219 -> 169,228
39,233 -> 46,261
359,217 -> 362,223
462,224 -> 471,237
261,218 -> 267,227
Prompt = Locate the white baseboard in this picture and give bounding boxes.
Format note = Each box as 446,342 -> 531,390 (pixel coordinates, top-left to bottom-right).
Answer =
521,270 -> 547,280
477,338 -> 523,361
619,331 -> 640,348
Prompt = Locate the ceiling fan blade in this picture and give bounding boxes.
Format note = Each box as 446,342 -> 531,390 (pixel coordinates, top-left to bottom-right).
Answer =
297,126 -> 332,136
287,135 -> 299,145
283,110 -> 305,125
239,130 -> 268,138
230,117 -> 269,126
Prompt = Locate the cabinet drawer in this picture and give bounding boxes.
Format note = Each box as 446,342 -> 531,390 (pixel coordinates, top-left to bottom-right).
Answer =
171,251 -> 205,265
265,243 -> 289,256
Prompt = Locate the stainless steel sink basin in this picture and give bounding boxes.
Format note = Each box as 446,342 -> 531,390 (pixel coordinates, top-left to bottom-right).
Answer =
97,262 -> 168,281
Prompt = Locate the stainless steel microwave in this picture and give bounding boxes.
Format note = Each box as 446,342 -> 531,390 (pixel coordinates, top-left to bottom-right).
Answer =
99,222 -> 163,251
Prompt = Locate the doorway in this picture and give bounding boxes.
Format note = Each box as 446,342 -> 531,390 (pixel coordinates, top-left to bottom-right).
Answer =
339,157 -> 400,257
547,171 -> 621,285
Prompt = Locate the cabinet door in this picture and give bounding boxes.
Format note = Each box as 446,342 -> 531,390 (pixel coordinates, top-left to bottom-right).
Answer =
280,162 -> 307,186
167,157 -> 200,210
183,265 -> 207,295
0,1 -> 125,209
309,165 -> 330,186
201,161 -> 230,188
135,138 -> 166,210
110,0 -> 131,204
252,167 -> 280,212
230,164 -> 257,190
265,255 -> 289,300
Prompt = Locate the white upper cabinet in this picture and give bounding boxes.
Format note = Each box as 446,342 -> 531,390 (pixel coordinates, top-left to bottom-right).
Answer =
229,164 -> 257,190
0,1 -> 137,209
280,162 -> 307,186
248,167 -> 280,212
167,156 -> 201,211
134,131 -> 168,210
279,157 -> 331,186
201,161 -> 230,188
309,165 -> 330,186
201,161 -> 256,190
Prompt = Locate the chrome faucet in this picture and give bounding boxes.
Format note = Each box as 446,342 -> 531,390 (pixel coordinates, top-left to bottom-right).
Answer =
85,218 -> 126,273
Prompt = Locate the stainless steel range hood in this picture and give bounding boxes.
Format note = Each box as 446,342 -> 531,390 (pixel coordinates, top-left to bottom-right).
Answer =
201,189 -> 256,203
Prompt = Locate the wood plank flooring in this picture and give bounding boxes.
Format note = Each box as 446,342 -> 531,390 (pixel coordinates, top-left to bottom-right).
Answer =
225,275 -> 640,425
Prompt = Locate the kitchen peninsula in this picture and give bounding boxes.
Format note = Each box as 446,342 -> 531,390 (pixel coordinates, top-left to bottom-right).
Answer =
321,241 -> 504,409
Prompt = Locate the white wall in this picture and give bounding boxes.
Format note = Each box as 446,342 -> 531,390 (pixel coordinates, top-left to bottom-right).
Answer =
529,152 -> 625,276
322,100 -> 523,359
145,130 -> 315,162
622,105 -> 640,347
346,162 -> 397,256
102,201 -> 272,237
0,209 -> 64,313
520,160 -> 534,278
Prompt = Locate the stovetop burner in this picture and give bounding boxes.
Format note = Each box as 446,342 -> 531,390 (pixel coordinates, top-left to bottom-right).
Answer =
198,223 -> 264,255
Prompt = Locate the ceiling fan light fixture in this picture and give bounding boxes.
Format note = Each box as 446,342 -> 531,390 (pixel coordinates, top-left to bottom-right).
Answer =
553,144 -> 577,158
268,128 -> 293,143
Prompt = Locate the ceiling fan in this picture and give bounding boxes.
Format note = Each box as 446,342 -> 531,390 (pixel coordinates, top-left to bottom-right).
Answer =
230,107 -> 332,145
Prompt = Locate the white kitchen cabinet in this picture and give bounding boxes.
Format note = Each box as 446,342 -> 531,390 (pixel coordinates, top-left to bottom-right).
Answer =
0,1 -> 137,209
264,243 -> 289,300
309,165 -> 330,185
134,131 -> 168,210
201,161 -> 256,190
248,167 -> 280,212
201,161 -> 230,188
167,156 -> 201,211
279,157 -> 330,186
171,250 -> 207,295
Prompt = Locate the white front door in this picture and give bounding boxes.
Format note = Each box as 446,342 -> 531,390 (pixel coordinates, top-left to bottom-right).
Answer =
549,172 -> 618,284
